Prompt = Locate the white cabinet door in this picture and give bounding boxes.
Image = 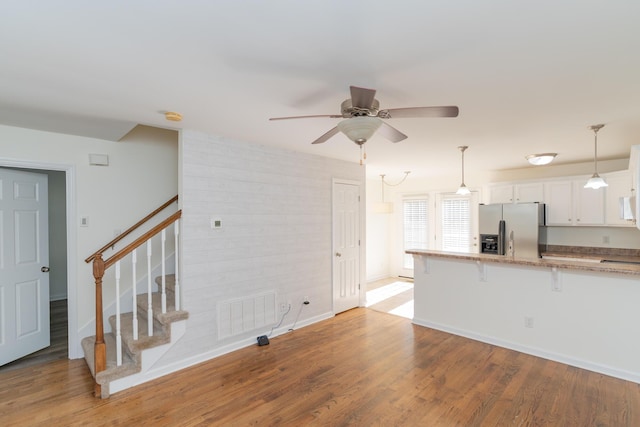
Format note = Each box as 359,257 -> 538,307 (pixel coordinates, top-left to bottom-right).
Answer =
604,171 -> 634,226
574,182 -> 605,225
544,181 -> 573,225
514,183 -> 544,203
489,184 -> 513,204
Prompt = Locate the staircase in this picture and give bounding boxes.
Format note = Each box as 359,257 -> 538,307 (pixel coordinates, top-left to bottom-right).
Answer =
82,275 -> 188,398
83,196 -> 184,398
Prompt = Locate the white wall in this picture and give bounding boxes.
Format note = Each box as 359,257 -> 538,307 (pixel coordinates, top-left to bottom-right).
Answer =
155,130 -> 365,368
366,179 -> 392,281
0,124 -> 178,357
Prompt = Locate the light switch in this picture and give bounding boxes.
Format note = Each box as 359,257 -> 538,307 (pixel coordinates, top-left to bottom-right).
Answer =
80,216 -> 89,227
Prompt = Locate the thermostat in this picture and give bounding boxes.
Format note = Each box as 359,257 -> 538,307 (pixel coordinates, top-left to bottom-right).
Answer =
210,217 -> 222,229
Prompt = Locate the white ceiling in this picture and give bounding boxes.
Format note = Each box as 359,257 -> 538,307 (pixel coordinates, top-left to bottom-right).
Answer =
1,1 -> 639,180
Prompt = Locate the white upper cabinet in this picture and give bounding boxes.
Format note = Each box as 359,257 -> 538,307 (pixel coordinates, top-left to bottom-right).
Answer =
489,184 -> 515,204
491,169 -> 635,227
544,181 -> 573,225
574,181 -> 605,225
544,179 -> 605,226
515,183 -> 545,203
489,182 -> 544,204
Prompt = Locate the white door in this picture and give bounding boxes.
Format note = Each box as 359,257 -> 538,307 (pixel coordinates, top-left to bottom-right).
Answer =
332,181 -> 360,314
0,168 -> 50,366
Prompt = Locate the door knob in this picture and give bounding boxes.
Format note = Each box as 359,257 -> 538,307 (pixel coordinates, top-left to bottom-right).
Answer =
335,252 -> 342,257
41,266 -> 50,273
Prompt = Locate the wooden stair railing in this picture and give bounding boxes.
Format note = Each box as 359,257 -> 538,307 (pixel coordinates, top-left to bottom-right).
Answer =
86,195 -> 178,264
86,196 -> 179,398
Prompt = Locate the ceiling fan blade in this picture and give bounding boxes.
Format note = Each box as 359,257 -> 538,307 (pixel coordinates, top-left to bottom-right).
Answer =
311,126 -> 340,144
379,106 -> 459,118
350,86 -> 377,109
269,114 -> 342,121
377,121 -> 408,143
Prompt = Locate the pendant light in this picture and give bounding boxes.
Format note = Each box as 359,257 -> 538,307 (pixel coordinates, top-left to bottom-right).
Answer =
456,146 -> 471,195
584,124 -> 608,189
373,171 -> 411,214
373,174 -> 394,214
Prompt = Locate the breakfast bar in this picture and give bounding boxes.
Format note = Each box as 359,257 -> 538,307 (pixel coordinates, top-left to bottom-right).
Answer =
407,249 -> 640,384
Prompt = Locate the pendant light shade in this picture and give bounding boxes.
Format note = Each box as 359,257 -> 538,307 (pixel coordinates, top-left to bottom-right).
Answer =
373,171 -> 411,214
373,174 -> 394,214
456,146 -> 471,195
337,116 -> 382,144
584,124 -> 608,189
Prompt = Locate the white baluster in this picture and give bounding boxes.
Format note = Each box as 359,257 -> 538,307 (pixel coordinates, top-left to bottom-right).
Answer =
161,229 -> 166,313
174,218 -> 180,311
147,239 -> 153,337
115,261 -> 122,366
131,249 -> 138,341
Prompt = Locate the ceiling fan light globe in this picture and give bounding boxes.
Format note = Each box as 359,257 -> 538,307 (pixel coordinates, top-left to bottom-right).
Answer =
584,174 -> 608,189
337,116 -> 382,144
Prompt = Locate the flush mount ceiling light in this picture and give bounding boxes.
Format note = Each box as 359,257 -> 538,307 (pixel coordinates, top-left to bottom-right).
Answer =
456,146 -> 471,195
584,124 -> 608,189
164,111 -> 183,122
525,153 -> 557,166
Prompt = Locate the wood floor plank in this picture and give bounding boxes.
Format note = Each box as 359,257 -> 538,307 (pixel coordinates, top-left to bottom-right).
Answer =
2,308 -> 640,426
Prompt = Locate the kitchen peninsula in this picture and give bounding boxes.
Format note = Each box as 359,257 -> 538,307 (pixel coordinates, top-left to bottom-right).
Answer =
407,249 -> 640,384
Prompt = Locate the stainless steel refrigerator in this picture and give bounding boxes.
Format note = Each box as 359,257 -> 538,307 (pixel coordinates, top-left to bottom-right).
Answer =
479,203 -> 546,258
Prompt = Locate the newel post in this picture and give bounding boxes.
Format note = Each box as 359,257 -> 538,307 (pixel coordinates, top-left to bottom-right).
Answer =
93,253 -> 106,397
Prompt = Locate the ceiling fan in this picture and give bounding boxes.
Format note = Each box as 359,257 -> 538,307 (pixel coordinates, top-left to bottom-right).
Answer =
269,85 -> 459,145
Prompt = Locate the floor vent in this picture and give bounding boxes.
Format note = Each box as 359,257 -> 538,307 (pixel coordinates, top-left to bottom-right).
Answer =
217,291 -> 277,339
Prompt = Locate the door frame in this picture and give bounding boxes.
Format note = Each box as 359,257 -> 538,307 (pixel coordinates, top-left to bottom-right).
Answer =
0,158 -> 78,358
332,178 -> 366,310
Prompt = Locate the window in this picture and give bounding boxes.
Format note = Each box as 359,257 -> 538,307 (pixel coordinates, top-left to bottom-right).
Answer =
403,198 -> 429,269
441,196 -> 471,252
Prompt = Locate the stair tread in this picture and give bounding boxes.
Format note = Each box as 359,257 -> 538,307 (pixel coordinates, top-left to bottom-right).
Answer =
154,274 -> 176,293
136,291 -> 188,325
109,311 -> 170,354
82,274 -> 187,398
82,333 -> 139,384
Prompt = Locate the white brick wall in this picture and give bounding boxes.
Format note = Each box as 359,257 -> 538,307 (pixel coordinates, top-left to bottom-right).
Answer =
158,130 -> 364,366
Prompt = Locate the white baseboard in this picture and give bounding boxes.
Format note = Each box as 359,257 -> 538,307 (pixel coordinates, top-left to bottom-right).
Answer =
412,317 -> 640,385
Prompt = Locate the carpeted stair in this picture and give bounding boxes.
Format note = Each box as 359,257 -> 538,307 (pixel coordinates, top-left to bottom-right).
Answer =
82,274 -> 188,398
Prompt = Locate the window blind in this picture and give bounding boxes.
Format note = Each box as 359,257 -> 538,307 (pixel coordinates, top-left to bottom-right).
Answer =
403,198 -> 429,269
441,197 -> 471,252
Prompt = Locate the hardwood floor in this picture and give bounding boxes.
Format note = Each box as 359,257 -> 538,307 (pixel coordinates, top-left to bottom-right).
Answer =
366,277 -> 413,318
2,307 -> 640,426
0,299 -> 68,373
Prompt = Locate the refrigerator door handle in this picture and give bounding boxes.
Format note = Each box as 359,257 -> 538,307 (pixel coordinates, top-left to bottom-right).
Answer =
498,220 -> 506,255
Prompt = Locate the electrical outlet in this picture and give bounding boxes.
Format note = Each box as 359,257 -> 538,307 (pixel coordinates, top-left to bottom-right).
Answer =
280,303 -> 288,313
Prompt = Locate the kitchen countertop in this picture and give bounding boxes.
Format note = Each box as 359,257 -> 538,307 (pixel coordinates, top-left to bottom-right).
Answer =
406,248 -> 640,276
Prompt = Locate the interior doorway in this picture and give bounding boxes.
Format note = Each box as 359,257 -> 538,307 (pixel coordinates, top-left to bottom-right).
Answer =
0,160 -> 75,368
332,179 -> 362,314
